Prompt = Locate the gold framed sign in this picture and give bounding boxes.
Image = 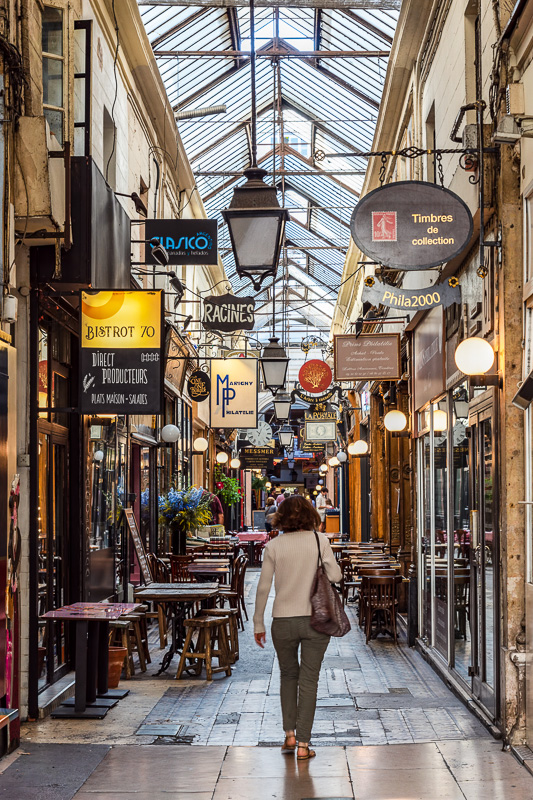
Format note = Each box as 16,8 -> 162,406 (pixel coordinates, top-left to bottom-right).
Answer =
334,333 -> 401,382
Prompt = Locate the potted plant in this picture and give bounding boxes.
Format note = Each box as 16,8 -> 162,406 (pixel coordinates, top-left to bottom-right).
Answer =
158,485 -> 211,554
214,469 -> 243,507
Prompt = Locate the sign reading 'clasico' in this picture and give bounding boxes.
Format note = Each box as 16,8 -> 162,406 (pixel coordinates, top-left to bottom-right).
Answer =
80,290 -> 163,414
203,293 -> 255,333
145,219 -> 218,265
210,358 -> 258,429
363,277 -> 461,311
350,181 -> 473,269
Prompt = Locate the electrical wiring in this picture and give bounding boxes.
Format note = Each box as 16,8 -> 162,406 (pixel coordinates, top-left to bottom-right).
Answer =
105,0 -> 120,185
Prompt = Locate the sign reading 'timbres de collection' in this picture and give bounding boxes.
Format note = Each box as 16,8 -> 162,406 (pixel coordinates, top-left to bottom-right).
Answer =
80,290 -> 163,414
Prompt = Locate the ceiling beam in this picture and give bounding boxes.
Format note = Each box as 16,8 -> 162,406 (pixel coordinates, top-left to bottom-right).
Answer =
154,49 -> 390,58
340,8 -> 394,44
139,0 -> 401,8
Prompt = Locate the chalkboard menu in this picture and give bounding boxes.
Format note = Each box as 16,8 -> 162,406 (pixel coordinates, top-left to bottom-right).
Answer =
123,509 -> 151,584
80,290 -> 164,414
334,333 -> 401,381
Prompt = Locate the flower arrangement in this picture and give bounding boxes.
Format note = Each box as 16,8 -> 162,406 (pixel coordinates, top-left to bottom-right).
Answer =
158,485 -> 211,532
214,469 -> 243,507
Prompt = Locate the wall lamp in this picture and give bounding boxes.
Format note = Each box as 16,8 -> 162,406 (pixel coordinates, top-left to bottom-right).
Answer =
454,336 -> 500,388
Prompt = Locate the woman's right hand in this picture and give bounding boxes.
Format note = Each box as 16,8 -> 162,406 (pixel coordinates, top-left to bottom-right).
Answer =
254,632 -> 266,648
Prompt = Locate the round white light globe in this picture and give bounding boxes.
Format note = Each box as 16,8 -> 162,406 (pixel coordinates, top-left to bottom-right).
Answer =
329,456 -> 340,467
433,409 -> 448,431
216,451 -> 229,464
94,450 -> 104,462
193,437 -> 208,452
161,424 -> 180,443
348,440 -> 368,455
318,479 -> 324,485
230,457 -> 241,469
319,464 -> 328,473
336,451 -> 347,463
454,337 -> 494,376
384,410 -> 407,432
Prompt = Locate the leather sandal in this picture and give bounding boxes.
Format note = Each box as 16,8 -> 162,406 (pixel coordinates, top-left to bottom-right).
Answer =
281,735 -> 296,754
297,745 -> 316,761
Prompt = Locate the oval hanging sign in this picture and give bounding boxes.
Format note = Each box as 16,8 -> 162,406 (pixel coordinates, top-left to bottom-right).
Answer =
299,360 -> 332,394
350,180 -> 474,270
187,369 -> 211,402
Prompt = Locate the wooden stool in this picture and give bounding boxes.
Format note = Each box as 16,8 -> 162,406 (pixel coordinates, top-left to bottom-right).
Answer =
176,616 -> 232,681
134,606 -> 152,665
199,608 -> 239,664
109,619 -> 135,678
121,614 -> 147,672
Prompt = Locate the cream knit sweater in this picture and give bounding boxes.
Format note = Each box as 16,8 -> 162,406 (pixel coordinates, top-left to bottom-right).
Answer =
253,530 -> 343,634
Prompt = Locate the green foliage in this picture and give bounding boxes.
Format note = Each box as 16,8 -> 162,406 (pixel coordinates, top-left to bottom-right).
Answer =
214,468 -> 243,507
252,475 -> 268,492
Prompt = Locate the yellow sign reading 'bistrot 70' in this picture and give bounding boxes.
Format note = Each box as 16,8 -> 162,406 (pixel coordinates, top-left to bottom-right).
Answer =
80,290 -> 164,415
81,291 -> 162,348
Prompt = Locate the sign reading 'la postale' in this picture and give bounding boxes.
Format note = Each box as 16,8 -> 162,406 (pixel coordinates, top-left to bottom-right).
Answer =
80,290 -> 163,414
350,181 -> 473,269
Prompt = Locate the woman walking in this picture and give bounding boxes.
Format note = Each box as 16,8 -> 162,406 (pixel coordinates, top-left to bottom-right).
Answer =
253,495 -> 342,760
264,496 -> 276,533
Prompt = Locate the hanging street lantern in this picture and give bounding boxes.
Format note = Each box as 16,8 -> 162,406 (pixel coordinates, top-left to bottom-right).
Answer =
260,337 -> 289,396
273,392 -> 292,421
222,168 -> 288,291
278,424 -> 294,449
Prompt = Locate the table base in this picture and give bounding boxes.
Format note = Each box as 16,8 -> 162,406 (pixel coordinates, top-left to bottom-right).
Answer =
51,705 -> 110,720
62,696 -> 119,709
97,688 -> 129,700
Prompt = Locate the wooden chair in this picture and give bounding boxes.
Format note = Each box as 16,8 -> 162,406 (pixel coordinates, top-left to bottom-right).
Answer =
170,554 -> 196,582
340,558 -> 358,605
357,569 -> 396,628
146,554 -> 170,648
364,575 -> 402,644
175,616 -> 232,681
218,554 -> 248,629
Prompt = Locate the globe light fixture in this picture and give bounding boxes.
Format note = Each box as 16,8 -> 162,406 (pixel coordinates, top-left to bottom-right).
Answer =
384,410 -> 408,432
313,490 -> 318,496
336,450 -> 347,463
319,463 -> 328,474
265,481 -> 272,489
193,436 -> 208,452
216,452 -> 229,464
318,479 -> 324,485
260,337 -> 289,396
273,392 -> 292,420
329,456 -> 340,467
454,337 -> 494,376
348,440 -> 369,456
161,424 -> 180,443
93,450 -> 104,462
433,409 -> 448,431
230,457 -> 241,469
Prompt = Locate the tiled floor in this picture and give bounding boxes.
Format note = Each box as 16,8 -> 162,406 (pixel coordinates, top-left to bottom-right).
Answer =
5,570 -> 533,799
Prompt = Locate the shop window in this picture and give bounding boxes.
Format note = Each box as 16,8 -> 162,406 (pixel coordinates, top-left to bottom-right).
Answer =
42,6 -> 65,144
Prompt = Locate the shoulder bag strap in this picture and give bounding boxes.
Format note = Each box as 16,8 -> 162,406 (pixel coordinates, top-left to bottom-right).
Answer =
313,530 -> 324,570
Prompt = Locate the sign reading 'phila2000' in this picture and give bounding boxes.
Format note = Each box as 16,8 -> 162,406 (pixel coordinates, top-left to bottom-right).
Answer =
350,181 -> 473,269
145,219 -> 218,265
80,290 -> 163,414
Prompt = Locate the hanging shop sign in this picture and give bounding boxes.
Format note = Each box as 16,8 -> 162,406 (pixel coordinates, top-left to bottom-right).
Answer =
203,293 -> 255,333
145,219 -> 218,265
362,277 -> 461,310
298,359 -> 332,394
334,333 -> 401,381
210,358 -> 258,429
80,290 -> 163,414
304,418 -> 338,443
187,369 -> 210,402
294,386 -> 338,405
350,181 -> 473,269
239,447 -> 275,469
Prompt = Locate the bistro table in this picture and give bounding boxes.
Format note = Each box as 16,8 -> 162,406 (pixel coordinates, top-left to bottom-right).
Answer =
133,583 -> 219,674
41,602 -> 143,719
236,532 -> 268,566
187,563 -> 230,583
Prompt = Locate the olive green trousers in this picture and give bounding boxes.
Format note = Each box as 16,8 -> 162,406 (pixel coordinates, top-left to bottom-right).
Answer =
271,616 -> 330,743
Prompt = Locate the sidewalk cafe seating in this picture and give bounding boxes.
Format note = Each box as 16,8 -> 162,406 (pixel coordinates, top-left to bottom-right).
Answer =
175,615 -> 233,681
218,554 -> 248,630
199,607 -> 239,664
364,575 -> 403,644
170,555 -> 196,582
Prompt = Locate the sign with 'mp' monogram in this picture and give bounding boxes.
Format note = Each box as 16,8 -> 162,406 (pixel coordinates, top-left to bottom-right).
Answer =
209,359 -> 258,429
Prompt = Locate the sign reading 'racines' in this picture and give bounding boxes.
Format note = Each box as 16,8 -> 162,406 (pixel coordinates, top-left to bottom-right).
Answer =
80,290 -> 163,414
350,181 -> 473,269
203,293 -> 255,332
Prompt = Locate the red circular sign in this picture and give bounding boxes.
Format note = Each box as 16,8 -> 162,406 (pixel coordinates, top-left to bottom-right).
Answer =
299,360 -> 333,394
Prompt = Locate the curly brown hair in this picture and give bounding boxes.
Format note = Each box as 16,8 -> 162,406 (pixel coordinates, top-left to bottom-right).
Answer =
271,495 -> 321,532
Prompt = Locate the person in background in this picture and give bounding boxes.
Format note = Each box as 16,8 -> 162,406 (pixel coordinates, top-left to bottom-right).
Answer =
293,488 -> 299,496
203,489 -> 224,526
315,487 -> 328,532
265,496 -> 277,533
276,488 -> 285,506
325,498 -> 334,509
254,495 -> 342,761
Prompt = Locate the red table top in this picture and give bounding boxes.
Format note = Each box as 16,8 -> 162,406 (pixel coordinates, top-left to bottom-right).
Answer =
41,602 -> 142,621
237,533 -> 268,543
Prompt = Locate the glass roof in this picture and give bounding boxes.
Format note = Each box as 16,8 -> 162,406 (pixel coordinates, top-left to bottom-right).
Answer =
138,1 -> 399,349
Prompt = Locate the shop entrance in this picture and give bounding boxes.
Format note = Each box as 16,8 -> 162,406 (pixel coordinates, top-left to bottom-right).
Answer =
468,392 -> 498,718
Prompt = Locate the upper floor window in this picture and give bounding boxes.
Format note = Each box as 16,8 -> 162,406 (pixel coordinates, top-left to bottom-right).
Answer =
42,7 -> 64,144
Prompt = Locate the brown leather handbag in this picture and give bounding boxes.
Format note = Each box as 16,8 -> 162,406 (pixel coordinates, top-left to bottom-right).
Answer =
310,531 -> 351,637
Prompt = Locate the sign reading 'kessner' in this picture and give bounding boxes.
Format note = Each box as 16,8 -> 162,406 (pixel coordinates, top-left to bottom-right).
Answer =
350,181 -> 473,269
203,293 -> 255,333
210,359 -> 258,429
80,290 -> 163,414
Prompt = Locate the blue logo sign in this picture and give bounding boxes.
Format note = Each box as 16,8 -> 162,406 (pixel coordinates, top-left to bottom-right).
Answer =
217,374 -> 236,418
145,219 -> 218,265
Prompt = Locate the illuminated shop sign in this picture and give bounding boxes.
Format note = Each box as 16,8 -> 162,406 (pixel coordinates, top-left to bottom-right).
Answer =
210,358 -> 258,429
80,290 -> 163,414
145,219 -> 218,265
350,181 -> 473,269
